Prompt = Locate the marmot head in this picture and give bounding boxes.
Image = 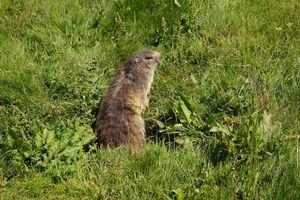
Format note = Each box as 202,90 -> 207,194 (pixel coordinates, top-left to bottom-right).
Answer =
134,50 -> 163,67
125,50 -> 163,72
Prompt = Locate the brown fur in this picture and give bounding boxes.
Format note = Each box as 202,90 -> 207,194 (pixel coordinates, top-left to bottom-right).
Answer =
94,50 -> 163,149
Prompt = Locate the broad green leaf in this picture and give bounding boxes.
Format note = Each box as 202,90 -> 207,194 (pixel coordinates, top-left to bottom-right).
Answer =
81,134 -> 95,146
209,125 -> 230,135
178,93 -> 194,112
179,99 -> 192,124
43,129 -> 55,145
172,188 -> 184,200
34,133 -> 43,148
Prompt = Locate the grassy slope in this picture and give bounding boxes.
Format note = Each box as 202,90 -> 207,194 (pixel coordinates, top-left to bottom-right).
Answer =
0,0 -> 299,199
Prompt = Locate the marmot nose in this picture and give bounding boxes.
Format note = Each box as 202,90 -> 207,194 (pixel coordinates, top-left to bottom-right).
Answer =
155,52 -> 163,65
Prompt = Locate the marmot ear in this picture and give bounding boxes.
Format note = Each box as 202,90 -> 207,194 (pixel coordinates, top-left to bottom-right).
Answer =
134,57 -> 142,64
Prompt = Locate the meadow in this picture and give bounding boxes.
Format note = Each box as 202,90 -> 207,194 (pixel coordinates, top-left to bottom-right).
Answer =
0,0 -> 299,199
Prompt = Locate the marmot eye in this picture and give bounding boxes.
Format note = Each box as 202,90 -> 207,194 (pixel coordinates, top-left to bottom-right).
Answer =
145,56 -> 153,60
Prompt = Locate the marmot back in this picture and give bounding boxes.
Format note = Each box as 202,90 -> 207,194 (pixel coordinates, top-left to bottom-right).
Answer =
94,50 -> 163,149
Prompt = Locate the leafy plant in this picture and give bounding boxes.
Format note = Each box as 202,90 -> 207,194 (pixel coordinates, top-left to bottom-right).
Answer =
29,119 -> 95,170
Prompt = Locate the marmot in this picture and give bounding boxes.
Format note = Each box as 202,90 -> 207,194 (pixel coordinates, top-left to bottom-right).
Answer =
94,50 -> 163,149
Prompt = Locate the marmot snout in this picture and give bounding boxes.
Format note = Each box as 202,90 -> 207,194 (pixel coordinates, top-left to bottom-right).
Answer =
94,50 -> 163,149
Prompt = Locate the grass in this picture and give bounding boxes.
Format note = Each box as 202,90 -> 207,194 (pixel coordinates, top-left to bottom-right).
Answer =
2,144 -> 299,199
0,0 -> 299,199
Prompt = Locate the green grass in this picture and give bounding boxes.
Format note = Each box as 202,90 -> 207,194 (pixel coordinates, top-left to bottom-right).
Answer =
2,144 -> 299,199
0,0 -> 299,199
